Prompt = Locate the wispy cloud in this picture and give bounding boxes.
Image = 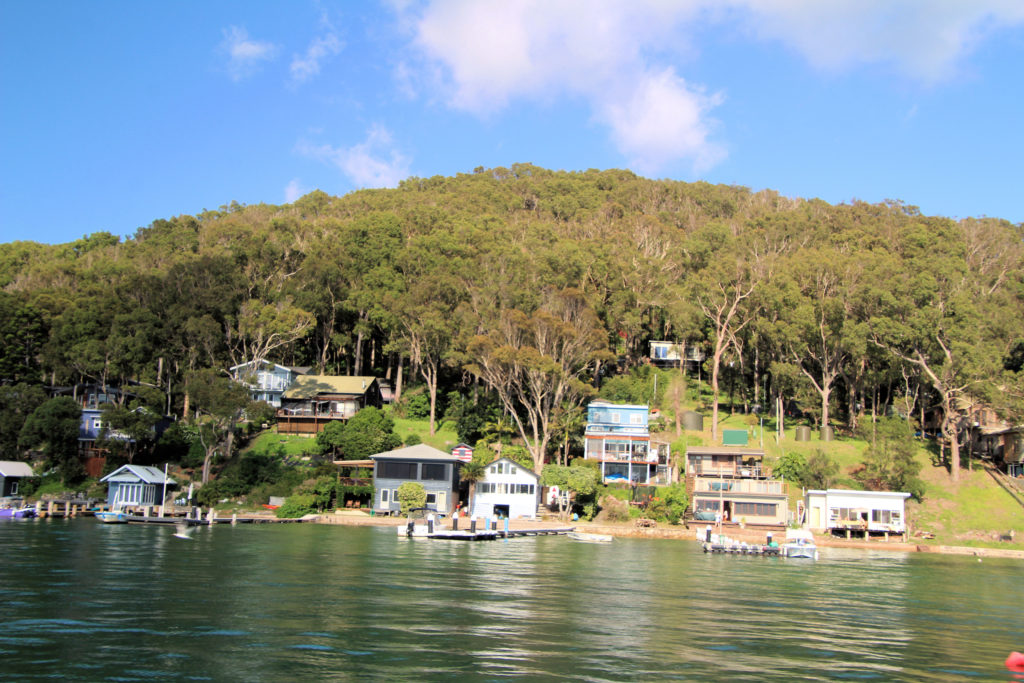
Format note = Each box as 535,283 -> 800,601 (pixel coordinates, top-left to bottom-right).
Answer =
284,178 -> 306,203
298,125 -> 411,189
290,33 -> 342,84
399,0 -> 1024,173
220,26 -> 277,82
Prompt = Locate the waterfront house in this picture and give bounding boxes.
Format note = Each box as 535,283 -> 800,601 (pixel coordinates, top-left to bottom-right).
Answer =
371,444 -> 461,516
0,461 -> 35,497
277,375 -> 383,435
649,340 -> 705,369
229,361 -> 309,408
470,457 -> 540,519
685,446 -> 788,526
804,489 -> 911,538
50,383 -> 169,477
101,464 -> 175,510
583,400 -> 671,484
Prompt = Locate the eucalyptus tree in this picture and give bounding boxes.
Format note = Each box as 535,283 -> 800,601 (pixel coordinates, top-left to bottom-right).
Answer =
468,288 -> 610,474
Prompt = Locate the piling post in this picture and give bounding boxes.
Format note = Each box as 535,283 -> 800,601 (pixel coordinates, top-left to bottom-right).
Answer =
231,513 -> 237,526
48,501 -> 56,517
470,517 -> 477,533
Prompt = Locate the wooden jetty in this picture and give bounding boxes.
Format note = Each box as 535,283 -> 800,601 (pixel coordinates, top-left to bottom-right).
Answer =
703,542 -> 780,556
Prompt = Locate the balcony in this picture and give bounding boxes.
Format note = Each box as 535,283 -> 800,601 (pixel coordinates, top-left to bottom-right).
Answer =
693,478 -> 787,495
689,464 -> 770,479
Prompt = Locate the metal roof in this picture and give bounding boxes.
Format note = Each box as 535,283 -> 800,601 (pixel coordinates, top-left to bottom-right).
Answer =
371,444 -> 460,462
100,465 -> 175,485
0,461 -> 35,478
282,375 -> 378,399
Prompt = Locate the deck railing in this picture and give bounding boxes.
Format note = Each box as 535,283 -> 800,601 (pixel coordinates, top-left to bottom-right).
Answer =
692,478 -> 787,495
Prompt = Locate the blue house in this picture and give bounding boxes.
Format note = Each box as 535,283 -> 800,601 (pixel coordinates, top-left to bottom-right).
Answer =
583,400 -> 670,484
101,465 -> 175,510
371,444 -> 461,515
229,361 -> 310,408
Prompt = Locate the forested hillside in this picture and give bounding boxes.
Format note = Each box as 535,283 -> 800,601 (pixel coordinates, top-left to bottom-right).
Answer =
2,165 -> 1022,481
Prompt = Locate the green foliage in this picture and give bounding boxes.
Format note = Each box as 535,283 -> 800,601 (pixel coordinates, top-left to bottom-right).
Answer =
773,451 -> 806,483
403,432 -> 422,446
645,483 -> 689,524
275,494 -> 317,518
502,445 -> 534,470
0,383 -> 46,458
315,420 -> 346,456
295,476 -> 335,511
396,481 -> 426,514
245,400 -> 277,426
18,396 -> 83,484
803,449 -> 840,490
399,392 -> 431,419
855,417 -> 925,499
336,407 -> 402,460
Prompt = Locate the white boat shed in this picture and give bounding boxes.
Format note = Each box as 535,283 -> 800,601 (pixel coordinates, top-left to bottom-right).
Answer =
805,489 -> 911,538
470,458 -> 540,520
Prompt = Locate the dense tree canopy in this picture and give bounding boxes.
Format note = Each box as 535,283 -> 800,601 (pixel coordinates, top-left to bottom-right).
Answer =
1,166 -> 1021,481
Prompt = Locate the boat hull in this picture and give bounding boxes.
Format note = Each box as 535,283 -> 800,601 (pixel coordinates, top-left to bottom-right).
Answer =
95,511 -> 129,524
0,507 -> 37,519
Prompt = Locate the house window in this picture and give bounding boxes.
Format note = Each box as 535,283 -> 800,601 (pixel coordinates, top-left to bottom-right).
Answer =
695,499 -> 721,511
378,461 -> 418,480
421,464 -> 447,481
425,493 -> 437,505
381,489 -> 389,503
871,509 -> 896,524
733,502 -> 777,517
630,413 -> 643,425
10,481 -> 18,495
611,412 -> 621,423
510,466 -> 517,475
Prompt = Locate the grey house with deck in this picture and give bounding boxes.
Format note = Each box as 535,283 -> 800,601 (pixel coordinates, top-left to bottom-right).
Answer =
372,444 -> 461,515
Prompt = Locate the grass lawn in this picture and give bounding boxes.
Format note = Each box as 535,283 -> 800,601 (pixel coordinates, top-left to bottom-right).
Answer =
244,429 -> 320,456
392,417 -> 461,451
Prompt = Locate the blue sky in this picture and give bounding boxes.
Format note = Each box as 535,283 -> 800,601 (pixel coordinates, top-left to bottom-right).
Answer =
2,1 -> 1023,245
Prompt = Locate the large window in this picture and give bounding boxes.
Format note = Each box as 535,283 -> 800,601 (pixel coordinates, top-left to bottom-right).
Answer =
421,463 -> 447,481
378,461 -> 417,480
733,502 -> 777,517
695,499 -> 721,511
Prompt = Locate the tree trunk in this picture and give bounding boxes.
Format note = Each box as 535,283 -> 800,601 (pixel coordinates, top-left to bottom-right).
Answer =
395,355 -> 404,402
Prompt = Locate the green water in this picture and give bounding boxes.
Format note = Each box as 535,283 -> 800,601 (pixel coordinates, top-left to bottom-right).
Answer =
0,518 -> 1020,681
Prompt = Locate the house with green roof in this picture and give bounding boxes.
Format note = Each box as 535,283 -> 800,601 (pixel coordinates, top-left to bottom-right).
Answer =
277,375 -> 382,435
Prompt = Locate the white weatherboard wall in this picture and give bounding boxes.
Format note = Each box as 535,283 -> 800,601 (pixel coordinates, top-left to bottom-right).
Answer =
471,458 -> 540,519
805,489 -> 910,533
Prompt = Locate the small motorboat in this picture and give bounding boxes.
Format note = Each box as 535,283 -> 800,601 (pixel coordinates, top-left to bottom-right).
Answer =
781,528 -> 819,560
95,510 -> 130,524
173,520 -> 196,539
0,505 -> 36,519
567,531 -> 613,543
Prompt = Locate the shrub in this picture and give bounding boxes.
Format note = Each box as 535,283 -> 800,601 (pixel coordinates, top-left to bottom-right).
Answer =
396,482 -> 426,514
773,451 -> 806,483
404,433 -> 422,446
276,494 -> 317,518
600,494 -> 630,523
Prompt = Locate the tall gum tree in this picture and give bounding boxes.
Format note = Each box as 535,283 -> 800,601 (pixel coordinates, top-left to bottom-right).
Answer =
467,288 -> 609,474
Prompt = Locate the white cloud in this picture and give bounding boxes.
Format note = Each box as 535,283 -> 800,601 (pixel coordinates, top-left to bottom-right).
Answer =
399,0 -> 1024,173
601,68 -> 725,176
220,26 -> 277,81
290,33 -> 343,84
735,0 -> 1024,82
284,179 -> 306,203
298,125 -> 411,189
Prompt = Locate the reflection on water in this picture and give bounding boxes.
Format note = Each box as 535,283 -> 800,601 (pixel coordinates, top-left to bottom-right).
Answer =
1,519 -> 1020,681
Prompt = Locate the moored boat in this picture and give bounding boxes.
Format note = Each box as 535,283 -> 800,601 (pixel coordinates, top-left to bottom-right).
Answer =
95,510 -> 130,524
781,528 -> 819,560
0,506 -> 37,519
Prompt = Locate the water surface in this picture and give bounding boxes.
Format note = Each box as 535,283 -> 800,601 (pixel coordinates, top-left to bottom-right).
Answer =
1,518 -> 1020,681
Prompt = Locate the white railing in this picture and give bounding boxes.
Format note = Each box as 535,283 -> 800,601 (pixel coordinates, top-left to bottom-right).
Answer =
693,479 -> 787,495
